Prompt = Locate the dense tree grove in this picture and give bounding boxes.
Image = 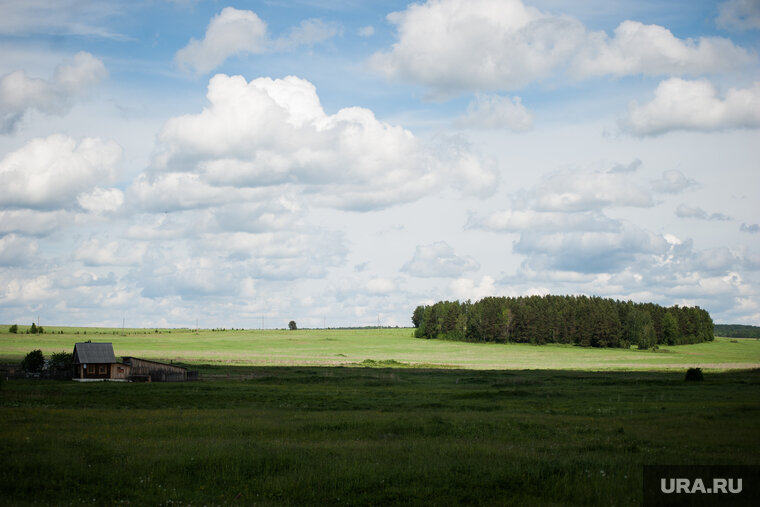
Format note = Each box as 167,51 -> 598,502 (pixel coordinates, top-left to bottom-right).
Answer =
714,324 -> 760,338
412,295 -> 714,348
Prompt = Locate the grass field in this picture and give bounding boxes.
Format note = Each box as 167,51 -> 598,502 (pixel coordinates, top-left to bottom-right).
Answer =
1,327 -> 759,505
2,327 -> 760,371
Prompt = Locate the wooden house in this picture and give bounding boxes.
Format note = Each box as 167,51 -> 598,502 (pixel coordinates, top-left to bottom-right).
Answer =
122,357 -> 187,382
72,342 -> 130,381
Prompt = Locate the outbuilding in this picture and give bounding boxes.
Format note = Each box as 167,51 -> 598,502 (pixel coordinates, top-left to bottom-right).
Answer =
122,357 -> 187,382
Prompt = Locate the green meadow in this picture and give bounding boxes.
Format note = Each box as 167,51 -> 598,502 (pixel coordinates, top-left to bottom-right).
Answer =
2,327 -> 759,371
1,327 -> 759,505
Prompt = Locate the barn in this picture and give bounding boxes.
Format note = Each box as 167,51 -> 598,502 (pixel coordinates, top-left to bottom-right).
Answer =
72,342 -> 130,381
122,357 -> 187,382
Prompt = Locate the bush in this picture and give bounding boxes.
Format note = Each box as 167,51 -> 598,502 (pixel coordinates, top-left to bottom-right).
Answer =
48,352 -> 73,372
21,349 -> 45,373
9,324 -> 18,333
685,367 -> 704,381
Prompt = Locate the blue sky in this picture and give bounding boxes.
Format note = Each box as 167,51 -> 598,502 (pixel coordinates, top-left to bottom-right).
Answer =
0,0 -> 759,328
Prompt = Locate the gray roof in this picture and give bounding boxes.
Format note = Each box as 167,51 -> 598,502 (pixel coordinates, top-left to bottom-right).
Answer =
73,342 -> 116,364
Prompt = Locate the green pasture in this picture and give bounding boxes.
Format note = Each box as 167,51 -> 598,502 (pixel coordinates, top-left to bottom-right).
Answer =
2,367 -> 758,505
1,326 -> 760,371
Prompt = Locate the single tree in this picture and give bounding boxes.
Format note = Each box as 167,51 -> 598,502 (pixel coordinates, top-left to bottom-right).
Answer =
29,322 -> 38,334
21,349 -> 45,373
8,324 -> 18,334
288,320 -> 297,330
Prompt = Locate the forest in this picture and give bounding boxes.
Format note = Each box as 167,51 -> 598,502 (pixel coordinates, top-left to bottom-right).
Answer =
412,295 -> 714,349
713,324 -> 760,338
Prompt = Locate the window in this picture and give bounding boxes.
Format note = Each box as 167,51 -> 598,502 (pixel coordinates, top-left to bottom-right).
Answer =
99,365 -> 106,374
87,364 -> 95,374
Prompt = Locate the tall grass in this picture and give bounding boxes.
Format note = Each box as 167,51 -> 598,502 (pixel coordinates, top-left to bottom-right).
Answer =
2,367 -> 759,505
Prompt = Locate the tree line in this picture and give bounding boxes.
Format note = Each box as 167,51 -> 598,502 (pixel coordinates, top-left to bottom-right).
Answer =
713,324 -> 760,338
412,295 -> 714,349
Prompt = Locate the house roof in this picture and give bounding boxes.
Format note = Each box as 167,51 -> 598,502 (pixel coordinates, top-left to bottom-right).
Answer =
72,342 -> 117,364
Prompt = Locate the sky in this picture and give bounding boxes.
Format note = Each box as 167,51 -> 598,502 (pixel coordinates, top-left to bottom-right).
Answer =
0,0 -> 759,329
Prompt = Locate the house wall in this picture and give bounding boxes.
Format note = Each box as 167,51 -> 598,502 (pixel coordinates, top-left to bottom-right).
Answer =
124,357 -> 187,382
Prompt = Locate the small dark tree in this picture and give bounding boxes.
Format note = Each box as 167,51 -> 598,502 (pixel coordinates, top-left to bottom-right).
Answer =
9,324 -> 18,334
685,367 -> 704,381
288,320 -> 297,330
29,323 -> 38,334
48,352 -> 73,372
21,349 -> 45,373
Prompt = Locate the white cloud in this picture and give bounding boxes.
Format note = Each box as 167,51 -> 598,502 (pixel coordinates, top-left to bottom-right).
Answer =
74,238 -> 146,267
145,74 -> 496,211
366,277 -> 395,294
526,169 -> 654,212
450,275 -> 496,301
273,19 -> 338,52
175,8 -> 268,74
675,204 -> 731,221
175,8 -> 336,74
0,51 -> 107,132
467,209 -> 616,233
454,94 -> 533,131
741,223 -> 760,233
572,20 -> 753,78
717,0 -> 760,31
77,187 -> 124,214
651,170 -> 697,194
0,135 -> 122,210
0,234 -> 38,266
622,79 -> 760,136
358,26 -> 375,37
0,209 -> 71,236
402,241 -> 480,278
513,225 -> 669,274
370,0 -> 753,95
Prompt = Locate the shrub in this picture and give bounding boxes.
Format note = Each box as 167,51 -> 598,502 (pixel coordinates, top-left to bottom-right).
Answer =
9,324 -> 18,333
21,349 -> 45,373
685,367 -> 704,381
48,352 -> 73,372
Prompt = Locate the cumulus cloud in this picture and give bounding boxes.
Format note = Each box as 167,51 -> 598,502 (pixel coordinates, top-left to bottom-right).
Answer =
402,241 -> 480,278
525,169 -> 654,212
175,8 -> 336,74
0,51 -> 107,132
572,20 -> 753,78
77,187 -> 124,214
450,276 -> 496,301
74,238 -> 146,267
651,170 -> 697,194
675,204 -> 731,221
142,74 -> 496,211
0,209 -> 71,236
0,134 -> 122,210
370,0 -> 753,95
514,225 -> 669,274
717,0 -> 760,31
454,94 -> 533,131
622,78 -> 760,136
467,209 -> 617,233
608,158 -> 642,174
0,234 -> 38,266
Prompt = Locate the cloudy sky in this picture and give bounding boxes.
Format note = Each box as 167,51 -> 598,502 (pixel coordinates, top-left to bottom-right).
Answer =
0,0 -> 759,328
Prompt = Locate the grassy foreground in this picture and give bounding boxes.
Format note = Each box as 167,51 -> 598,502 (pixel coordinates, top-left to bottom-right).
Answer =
2,367 -> 759,505
1,327 -> 759,370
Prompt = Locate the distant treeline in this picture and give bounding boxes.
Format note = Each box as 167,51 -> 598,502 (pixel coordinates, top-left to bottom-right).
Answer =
412,295 -> 714,349
714,324 -> 760,338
